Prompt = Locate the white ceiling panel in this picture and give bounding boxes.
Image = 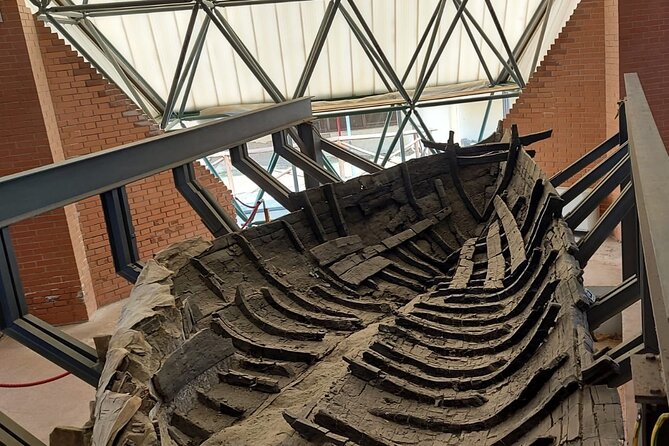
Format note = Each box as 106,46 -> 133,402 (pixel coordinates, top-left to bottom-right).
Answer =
38,0 -> 581,121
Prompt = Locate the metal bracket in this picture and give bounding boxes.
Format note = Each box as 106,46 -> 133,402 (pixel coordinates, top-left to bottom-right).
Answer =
100,187 -> 143,283
319,138 -> 382,174
272,130 -> 338,187
565,154 -> 630,230
587,275 -> 640,331
0,411 -> 45,446
173,162 -> 239,237
550,134 -> 619,187
229,144 -> 298,211
0,228 -> 101,386
576,182 -> 635,266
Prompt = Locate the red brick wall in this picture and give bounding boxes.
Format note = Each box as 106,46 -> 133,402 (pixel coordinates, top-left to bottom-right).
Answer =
503,0 -> 613,182
34,21 -> 236,308
619,0 -> 669,151
0,0 -> 89,325
605,0 -> 619,136
0,0 -> 235,324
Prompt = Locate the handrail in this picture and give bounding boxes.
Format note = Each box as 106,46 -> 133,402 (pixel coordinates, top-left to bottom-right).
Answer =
624,72 -> 669,399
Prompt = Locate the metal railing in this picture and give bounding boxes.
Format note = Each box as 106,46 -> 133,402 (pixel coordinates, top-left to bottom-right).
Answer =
554,73 -> 669,443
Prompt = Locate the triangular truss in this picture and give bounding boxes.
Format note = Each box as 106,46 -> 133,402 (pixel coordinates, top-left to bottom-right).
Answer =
36,0 -> 559,132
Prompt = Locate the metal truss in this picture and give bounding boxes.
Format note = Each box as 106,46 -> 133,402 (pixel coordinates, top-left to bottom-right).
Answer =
550,73 -> 669,444
33,0 -> 555,196
35,0 -> 553,134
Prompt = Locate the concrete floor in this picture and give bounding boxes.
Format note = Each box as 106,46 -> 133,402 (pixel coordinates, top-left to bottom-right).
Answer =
0,299 -> 126,444
0,237 -> 626,444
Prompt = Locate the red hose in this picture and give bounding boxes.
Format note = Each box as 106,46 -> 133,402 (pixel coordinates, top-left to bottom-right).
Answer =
241,200 -> 262,229
0,371 -> 70,388
235,197 -> 257,209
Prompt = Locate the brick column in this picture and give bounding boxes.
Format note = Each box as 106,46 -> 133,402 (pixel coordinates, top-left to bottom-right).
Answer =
619,0 -> 669,151
0,0 -> 92,324
33,20 -> 236,307
502,0 -> 611,182
2,0 -> 256,321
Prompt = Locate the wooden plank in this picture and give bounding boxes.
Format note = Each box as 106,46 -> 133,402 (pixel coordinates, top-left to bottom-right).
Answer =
484,222 -> 505,289
494,195 -> 526,273
449,238 -> 476,289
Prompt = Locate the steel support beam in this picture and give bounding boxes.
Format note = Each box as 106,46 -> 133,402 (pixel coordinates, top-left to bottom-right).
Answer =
478,98 -> 493,141
413,0 -> 448,93
79,18 -> 154,116
560,143 -> 628,205
577,183 -> 634,266
550,134 -> 619,187
530,0 -> 553,74
296,124 -> 326,171
381,110 -> 412,166
100,187 -> 143,282
453,0 -> 524,88
309,90 -> 521,119
0,227 -> 101,385
461,13 -> 494,85
411,109 -> 435,144
374,110 -> 393,163
484,0 -> 525,87
321,155 -> 340,178
204,5 -> 285,103
319,138 -> 382,173
46,0 -> 195,14
495,0 -> 549,84
414,0 -> 470,102
609,333 -> 644,361
337,5 -> 393,92
607,340 -> 646,388
74,10 -> 166,111
293,0 -> 341,98
625,72 -> 669,399
345,0 -> 412,105
229,144 -> 297,210
0,228 -> 26,329
0,98 -> 311,228
161,4 -> 202,128
400,0 -> 446,84
639,244 -> 659,355
618,100 -> 639,282
44,0 -> 532,122
564,155 -> 630,230
0,411 -> 45,446
178,16 -> 211,118
173,163 -> 239,236
587,275 -> 640,331
3,317 -> 101,386
272,131 -> 338,186
45,0 -> 316,16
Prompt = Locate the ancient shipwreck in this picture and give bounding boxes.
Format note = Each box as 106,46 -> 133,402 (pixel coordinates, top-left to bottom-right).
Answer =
90,127 -> 624,446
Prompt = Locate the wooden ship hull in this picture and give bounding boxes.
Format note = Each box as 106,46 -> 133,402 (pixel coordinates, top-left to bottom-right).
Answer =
90,130 -> 624,446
